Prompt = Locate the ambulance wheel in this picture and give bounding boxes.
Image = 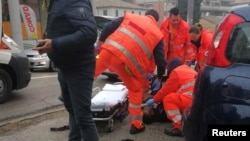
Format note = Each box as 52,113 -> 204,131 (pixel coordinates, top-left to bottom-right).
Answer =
0,69 -> 12,104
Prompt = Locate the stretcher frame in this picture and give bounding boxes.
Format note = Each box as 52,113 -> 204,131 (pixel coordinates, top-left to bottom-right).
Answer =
91,82 -> 128,132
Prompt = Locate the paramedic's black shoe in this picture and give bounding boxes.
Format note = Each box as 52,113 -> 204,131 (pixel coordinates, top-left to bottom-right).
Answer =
164,127 -> 183,137
129,124 -> 145,134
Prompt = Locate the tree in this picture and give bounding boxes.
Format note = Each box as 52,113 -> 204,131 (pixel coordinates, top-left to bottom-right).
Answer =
177,0 -> 202,24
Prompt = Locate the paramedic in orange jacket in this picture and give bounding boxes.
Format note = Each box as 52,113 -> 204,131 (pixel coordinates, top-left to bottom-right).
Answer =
189,23 -> 214,71
94,9 -> 166,134
143,58 -> 197,136
160,7 -> 195,64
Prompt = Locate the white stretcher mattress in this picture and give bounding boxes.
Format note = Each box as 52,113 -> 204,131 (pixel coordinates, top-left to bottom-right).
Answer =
91,84 -> 128,112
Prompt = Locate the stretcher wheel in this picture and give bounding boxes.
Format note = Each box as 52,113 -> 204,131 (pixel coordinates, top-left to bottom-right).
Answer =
106,119 -> 114,132
106,119 -> 114,133
106,125 -> 114,132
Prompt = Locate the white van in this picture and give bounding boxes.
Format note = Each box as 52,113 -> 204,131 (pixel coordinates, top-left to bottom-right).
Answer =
0,1 -> 31,103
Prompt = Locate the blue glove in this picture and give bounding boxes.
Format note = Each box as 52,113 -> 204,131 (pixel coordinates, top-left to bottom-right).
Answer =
145,73 -> 153,80
143,98 -> 154,107
151,78 -> 161,92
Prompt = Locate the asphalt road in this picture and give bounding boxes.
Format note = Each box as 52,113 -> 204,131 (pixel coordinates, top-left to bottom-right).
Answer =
0,70 -> 115,122
0,70 -> 184,141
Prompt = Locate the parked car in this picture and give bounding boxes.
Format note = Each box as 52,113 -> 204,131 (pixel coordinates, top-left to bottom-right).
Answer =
23,49 -> 58,72
182,4 -> 250,141
95,15 -> 119,79
23,15 -> 119,78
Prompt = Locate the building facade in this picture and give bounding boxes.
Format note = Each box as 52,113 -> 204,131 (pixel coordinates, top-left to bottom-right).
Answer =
96,0 -> 148,17
3,0 -> 241,49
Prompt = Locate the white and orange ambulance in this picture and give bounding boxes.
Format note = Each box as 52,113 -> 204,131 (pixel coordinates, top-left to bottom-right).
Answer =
0,1 -> 31,103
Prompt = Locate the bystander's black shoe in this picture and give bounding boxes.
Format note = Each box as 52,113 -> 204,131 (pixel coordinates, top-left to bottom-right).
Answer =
58,95 -> 64,103
164,127 -> 183,137
129,124 -> 145,134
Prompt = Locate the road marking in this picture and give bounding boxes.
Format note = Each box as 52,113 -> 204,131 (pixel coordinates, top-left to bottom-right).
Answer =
31,75 -> 58,80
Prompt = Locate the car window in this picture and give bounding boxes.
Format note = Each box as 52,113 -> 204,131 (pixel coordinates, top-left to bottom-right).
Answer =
226,22 -> 250,64
94,16 -> 115,43
95,16 -> 115,30
96,19 -> 109,29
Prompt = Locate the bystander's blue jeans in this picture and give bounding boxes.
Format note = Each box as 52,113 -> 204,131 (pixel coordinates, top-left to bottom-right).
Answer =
58,65 -> 99,141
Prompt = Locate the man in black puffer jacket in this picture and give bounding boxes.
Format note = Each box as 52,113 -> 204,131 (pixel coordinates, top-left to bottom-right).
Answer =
33,0 -> 99,141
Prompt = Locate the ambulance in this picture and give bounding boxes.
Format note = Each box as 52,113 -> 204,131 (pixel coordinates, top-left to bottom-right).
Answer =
0,0 -> 31,104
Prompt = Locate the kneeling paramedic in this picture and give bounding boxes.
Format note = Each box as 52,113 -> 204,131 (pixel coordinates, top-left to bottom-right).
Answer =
143,58 -> 197,136
94,9 -> 166,134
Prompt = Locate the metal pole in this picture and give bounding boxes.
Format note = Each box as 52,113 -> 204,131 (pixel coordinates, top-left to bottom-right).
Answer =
187,0 -> 194,25
90,0 -> 97,16
0,0 -> 2,39
8,0 -> 24,50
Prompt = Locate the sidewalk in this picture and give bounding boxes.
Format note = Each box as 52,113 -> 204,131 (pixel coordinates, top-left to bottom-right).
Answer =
0,108 -> 184,141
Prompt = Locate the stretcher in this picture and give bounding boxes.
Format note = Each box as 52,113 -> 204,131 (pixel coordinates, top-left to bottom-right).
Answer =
91,82 -> 128,132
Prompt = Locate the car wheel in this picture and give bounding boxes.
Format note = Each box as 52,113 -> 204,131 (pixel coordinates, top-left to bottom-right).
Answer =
0,69 -> 12,104
181,106 -> 192,139
49,61 -> 58,72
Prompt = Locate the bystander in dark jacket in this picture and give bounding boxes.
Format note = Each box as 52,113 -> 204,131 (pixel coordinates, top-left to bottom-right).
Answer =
33,0 -> 99,141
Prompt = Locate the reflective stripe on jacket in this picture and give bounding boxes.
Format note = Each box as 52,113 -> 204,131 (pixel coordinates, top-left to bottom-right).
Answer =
102,13 -> 163,78
153,65 -> 197,102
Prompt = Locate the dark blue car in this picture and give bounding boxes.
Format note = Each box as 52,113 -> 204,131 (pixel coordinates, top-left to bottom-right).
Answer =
182,4 -> 250,141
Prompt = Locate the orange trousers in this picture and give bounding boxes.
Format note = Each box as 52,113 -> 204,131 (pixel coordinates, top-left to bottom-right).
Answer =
163,93 -> 192,129
95,49 -> 145,129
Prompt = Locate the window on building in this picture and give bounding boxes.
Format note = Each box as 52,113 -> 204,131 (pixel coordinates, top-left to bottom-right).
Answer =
124,10 -> 126,15
116,10 -> 118,17
103,10 -> 107,16
139,11 -> 141,15
132,11 -> 134,14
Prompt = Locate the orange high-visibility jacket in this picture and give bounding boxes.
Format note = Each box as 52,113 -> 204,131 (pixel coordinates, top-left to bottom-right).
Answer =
182,43 -> 197,64
160,18 -> 192,63
101,13 -> 163,78
196,29 -> 214,70
153,65 -> 197,103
